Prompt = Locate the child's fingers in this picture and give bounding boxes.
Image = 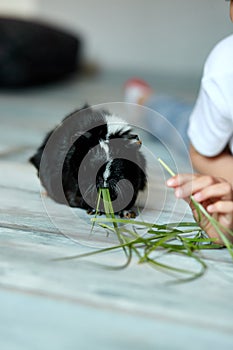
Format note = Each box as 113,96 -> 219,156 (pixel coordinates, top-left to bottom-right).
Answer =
193,182 -> 233,202
208,202 -> 233,229
207,200 -> 233,214
166,174 -> 195,187
166,174 -> 194,198
167,174 -> 224,199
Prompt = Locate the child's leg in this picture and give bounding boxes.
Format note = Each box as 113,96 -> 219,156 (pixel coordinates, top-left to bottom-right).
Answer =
124,78 -> 193,147
146,94 -> 193,147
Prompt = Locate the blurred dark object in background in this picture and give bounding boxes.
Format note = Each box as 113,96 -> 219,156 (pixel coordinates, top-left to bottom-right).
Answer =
0,17 -> 82,88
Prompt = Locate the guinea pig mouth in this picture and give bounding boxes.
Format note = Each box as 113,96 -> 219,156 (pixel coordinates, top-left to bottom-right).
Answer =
97,183 -> 115,197
100,185 -> 109,190
97,181 -> 117,200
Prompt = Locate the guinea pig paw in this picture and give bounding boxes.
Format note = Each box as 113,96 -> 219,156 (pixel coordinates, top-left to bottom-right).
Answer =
86,208 -> 102,216
120,210 -> 137,219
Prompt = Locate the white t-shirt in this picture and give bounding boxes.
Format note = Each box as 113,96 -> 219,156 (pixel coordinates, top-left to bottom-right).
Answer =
188,34 -> 233,156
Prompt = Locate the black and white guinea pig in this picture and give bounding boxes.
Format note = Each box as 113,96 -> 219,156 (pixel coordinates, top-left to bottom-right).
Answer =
30,105 -> 147,218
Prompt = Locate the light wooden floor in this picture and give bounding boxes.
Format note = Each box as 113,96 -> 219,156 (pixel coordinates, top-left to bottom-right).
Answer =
0,72 -> 233,350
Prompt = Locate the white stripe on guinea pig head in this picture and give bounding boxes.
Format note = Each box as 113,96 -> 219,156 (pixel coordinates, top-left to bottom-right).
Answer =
99,139 -> 112,186
100,114 -> 131,187
99,139 -> 110,160
103,159 -> 113,186
99,140 -> 112,187
105,114 -> 131,138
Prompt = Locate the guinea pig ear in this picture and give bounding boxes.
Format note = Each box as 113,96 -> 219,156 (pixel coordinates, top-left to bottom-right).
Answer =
70,131 -> 92,144
125,134 -> 142,148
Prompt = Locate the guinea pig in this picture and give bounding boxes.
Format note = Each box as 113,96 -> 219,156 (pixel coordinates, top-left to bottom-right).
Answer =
30,105 -> 147,218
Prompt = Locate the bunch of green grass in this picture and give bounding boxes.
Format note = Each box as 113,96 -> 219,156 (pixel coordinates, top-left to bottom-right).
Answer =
55,159 -> 233,282
158,158 -> 233,257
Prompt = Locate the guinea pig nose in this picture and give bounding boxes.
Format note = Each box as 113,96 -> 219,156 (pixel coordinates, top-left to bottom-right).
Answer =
132,135 -> 142,147
136,138 -> 142,146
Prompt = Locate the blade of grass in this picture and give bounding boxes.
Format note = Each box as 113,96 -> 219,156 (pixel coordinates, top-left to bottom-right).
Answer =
100,187 -> 130,257
158,157 -> 176,176
91,187 -> 102,232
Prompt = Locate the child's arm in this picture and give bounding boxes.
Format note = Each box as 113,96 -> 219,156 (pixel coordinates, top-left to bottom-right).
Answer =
166,173 -> 233,245
189,144 -> 233,186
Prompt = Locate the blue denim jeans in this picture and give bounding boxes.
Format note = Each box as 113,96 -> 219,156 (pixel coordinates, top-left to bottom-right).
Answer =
146,94 -> 194,148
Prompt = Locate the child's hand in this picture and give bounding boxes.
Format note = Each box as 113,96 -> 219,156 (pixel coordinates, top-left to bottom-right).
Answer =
166,174 -> 233,244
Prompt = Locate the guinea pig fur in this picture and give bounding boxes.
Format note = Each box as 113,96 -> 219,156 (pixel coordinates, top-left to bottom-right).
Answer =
30,105 -> 147,218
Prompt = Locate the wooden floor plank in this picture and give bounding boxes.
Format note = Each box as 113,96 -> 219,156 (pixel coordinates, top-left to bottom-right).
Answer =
1,73 -> 233,349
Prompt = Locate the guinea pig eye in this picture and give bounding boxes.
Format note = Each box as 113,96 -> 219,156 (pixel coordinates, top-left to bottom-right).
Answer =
125,134 -> 142,148
83,131 -> 92,139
